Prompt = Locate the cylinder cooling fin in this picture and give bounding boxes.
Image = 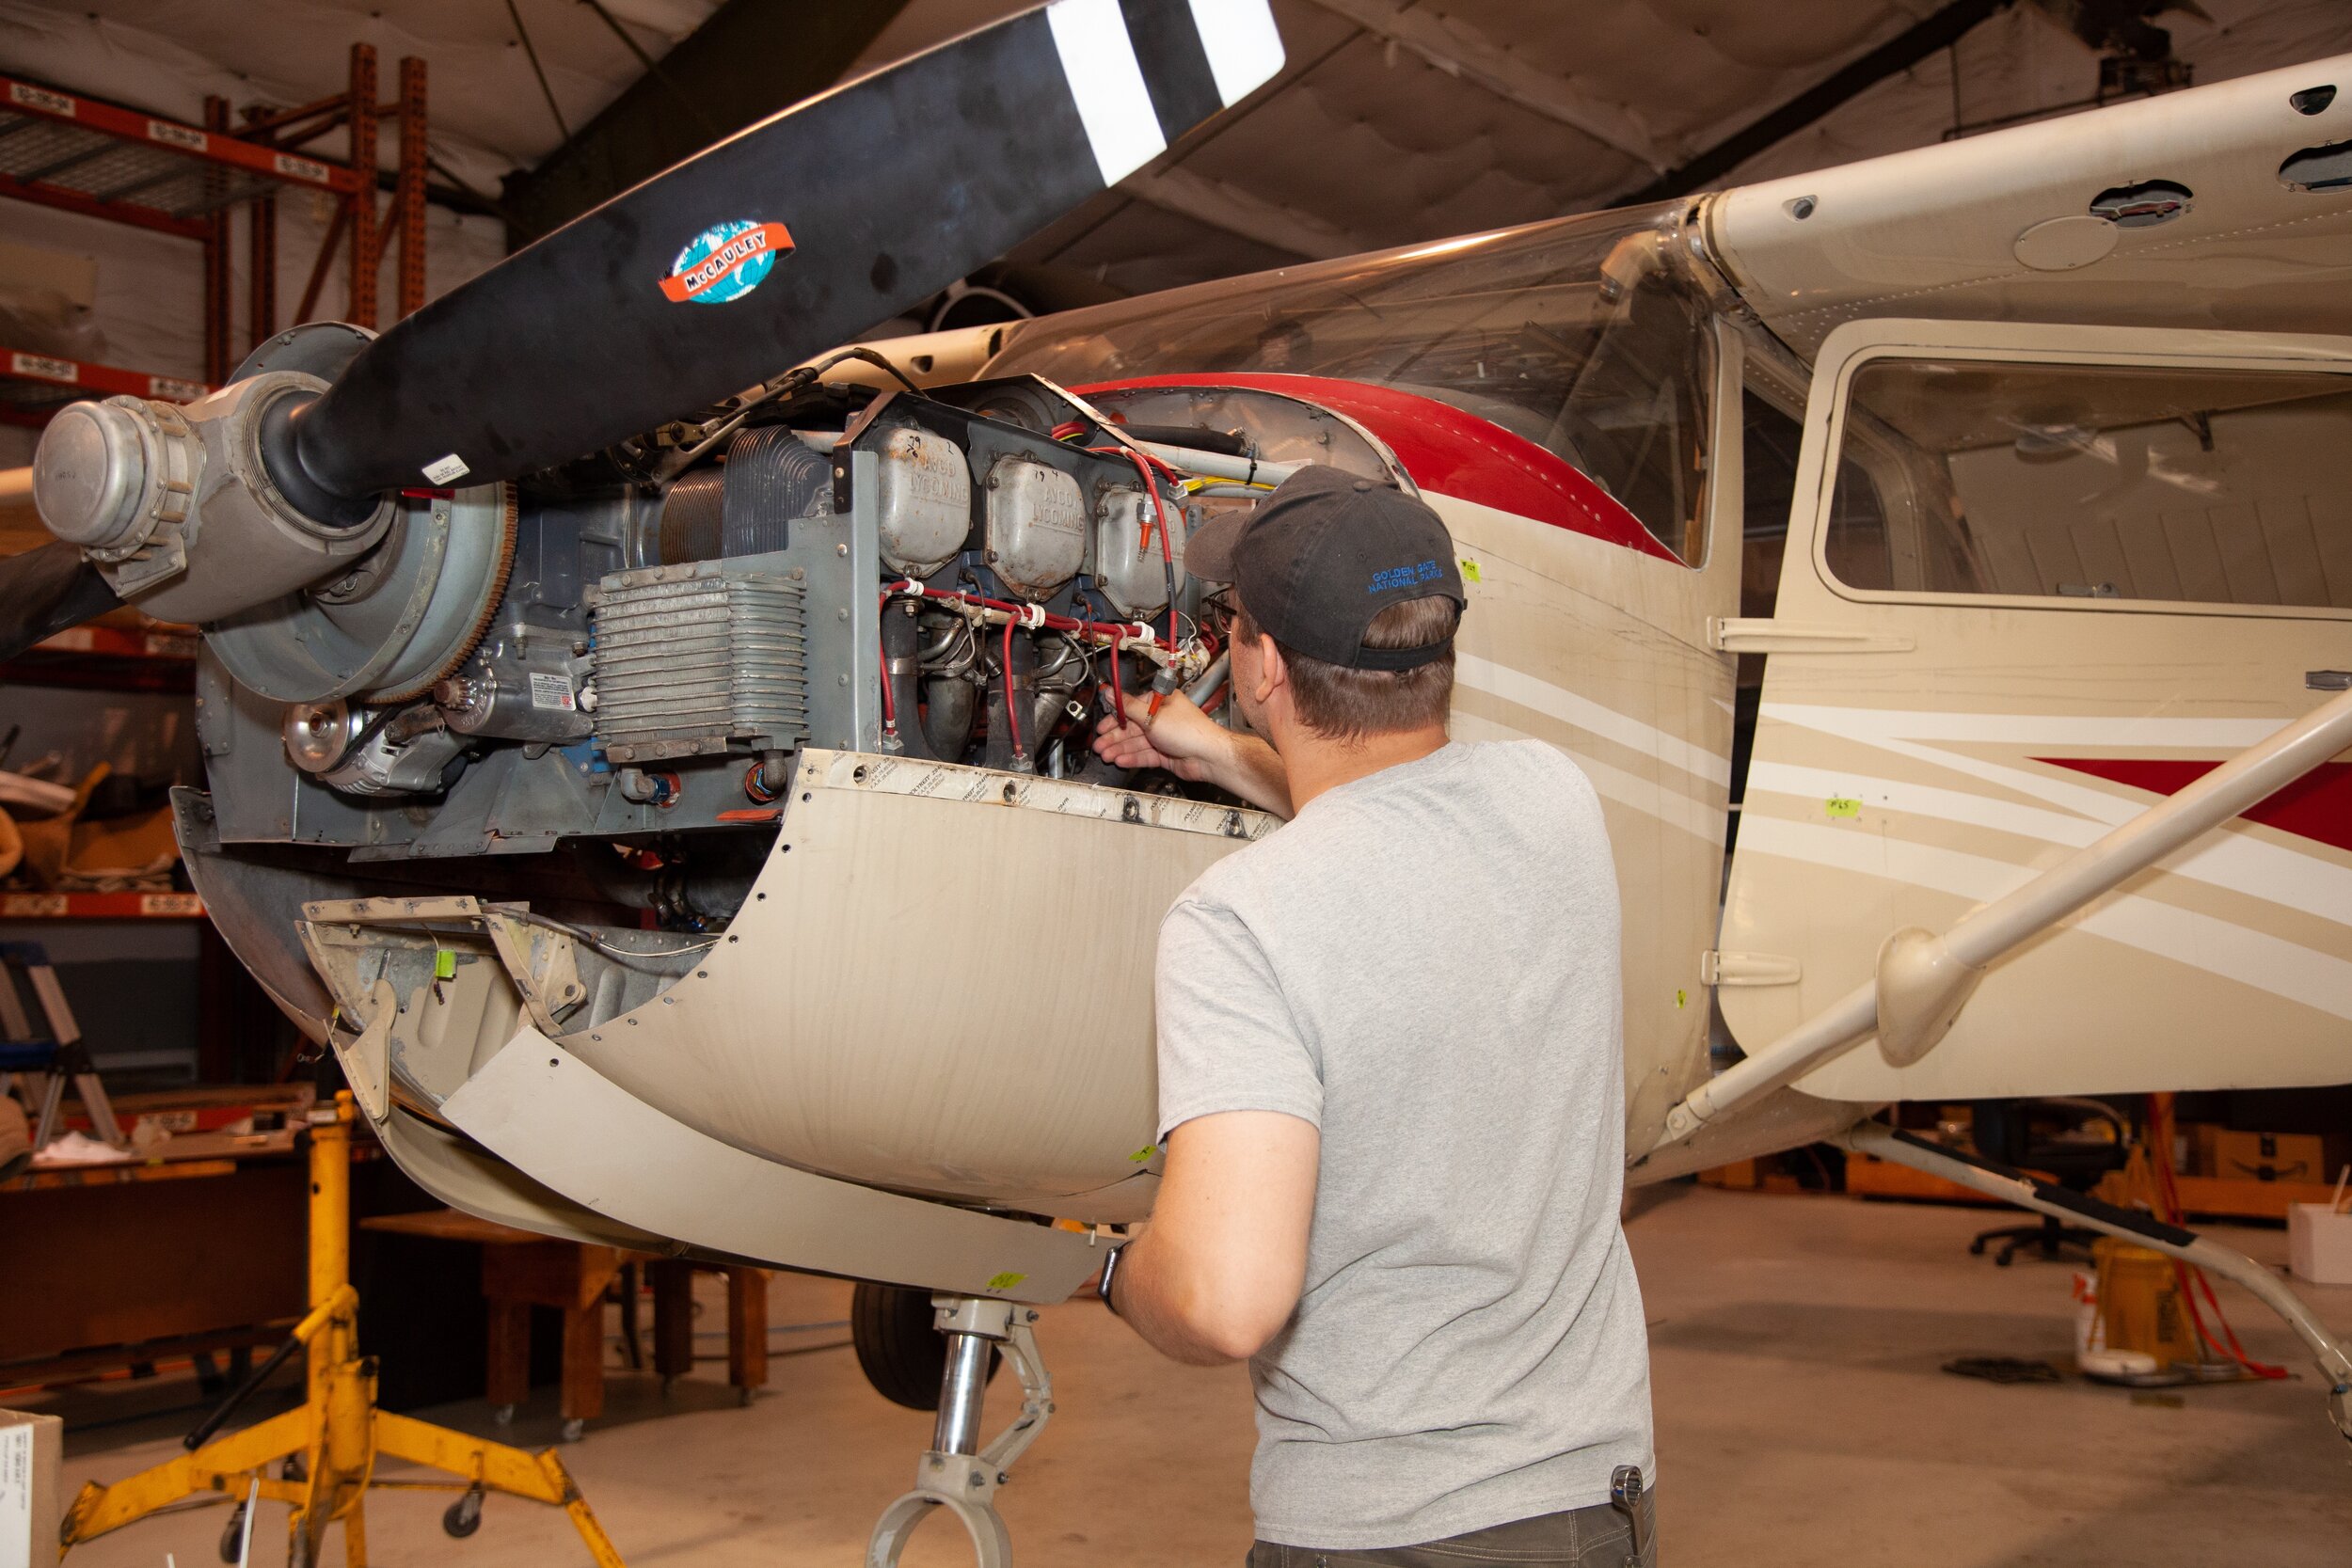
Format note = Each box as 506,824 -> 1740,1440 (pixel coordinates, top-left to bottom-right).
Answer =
659,424 -> 832,564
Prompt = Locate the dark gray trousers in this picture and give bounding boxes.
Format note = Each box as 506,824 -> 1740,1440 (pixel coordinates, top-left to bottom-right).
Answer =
1247,1491 -> 1659,1567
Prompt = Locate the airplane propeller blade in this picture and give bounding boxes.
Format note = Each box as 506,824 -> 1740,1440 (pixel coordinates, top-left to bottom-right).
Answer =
0,541 -> 124,664
289,0 -> 1283,503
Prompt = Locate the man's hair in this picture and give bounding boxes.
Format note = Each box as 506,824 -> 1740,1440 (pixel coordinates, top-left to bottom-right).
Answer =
1232,594 -> 1457,742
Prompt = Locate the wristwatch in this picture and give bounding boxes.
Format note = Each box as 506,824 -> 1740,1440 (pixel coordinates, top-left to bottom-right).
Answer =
1096,1242 -> 1130,1316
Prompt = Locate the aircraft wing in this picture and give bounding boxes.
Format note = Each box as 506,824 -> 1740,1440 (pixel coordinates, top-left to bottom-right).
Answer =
1707,54 -> 2352,357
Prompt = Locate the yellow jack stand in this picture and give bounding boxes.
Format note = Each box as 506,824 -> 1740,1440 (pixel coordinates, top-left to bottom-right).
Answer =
59,1093 -> 627,1567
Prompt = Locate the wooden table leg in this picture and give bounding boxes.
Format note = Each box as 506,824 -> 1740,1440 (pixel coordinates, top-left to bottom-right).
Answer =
616,1260 -> 642,1370
486,1299 -> 530,1417
725,1267 -> 769,1396
648,1259 -> 694,1384
561,1300 -> 606,1425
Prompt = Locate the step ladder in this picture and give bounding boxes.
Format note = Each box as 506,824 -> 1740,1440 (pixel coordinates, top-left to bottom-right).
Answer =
0,940 -> 124,1153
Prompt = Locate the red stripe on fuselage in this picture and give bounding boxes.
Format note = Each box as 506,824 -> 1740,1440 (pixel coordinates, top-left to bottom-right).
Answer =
2036,756 -> 2352,854
1070,373 -> 1681,563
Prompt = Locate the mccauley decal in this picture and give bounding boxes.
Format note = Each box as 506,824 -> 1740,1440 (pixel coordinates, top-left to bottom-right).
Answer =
660,219 -> 793,305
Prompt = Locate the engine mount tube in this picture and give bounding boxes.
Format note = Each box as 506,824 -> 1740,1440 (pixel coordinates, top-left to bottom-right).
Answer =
882,598 -> 935,760
983,625 -> 1038,772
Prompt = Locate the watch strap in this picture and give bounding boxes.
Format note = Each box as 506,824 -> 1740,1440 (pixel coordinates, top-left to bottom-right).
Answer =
1097,1242 -> 1129,1315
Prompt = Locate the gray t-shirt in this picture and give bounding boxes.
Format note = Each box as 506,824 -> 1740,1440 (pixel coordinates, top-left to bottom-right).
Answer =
1155,738 -> 1653,1550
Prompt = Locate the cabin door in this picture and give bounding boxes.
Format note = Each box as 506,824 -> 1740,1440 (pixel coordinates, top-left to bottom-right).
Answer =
1720,318 -> 2352,1102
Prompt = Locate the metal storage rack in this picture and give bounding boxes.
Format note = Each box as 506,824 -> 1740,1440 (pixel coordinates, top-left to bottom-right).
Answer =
0,44 -> 431,424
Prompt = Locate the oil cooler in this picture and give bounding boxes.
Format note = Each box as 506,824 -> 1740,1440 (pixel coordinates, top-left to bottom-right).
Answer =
586,561 -> 810,764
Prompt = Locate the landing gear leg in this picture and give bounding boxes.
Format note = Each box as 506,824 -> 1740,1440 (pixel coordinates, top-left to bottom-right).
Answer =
1845,1122 -> 2352,1448
865,1297 -> 1055,1568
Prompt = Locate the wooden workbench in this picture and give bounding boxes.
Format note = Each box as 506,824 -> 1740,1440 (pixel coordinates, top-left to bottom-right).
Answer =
360,1208 -> 771,1438
0,1148 -> 306,1390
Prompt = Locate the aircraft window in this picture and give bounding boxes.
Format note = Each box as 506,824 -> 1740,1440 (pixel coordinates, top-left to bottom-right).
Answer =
1824,356 -> 2352,610
984,205 -> 1713,564
1741,390 -> 1890,622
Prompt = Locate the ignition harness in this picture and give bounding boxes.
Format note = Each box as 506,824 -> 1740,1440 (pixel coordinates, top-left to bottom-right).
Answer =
876,591 -> 901,749
1001,617 -> 1023,761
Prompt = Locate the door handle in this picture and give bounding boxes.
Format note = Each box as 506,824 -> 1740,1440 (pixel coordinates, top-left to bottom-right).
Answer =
2310,671 -> 2352,691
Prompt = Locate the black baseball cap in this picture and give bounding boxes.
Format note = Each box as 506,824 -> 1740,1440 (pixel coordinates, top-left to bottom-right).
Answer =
1185,466 -> 1465,670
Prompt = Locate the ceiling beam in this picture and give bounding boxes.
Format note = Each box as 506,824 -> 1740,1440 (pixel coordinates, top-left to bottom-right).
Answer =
1299,0 -> 1663,170
1613,0 -> 2015,205
501,0 -> 912,245
1123,166 -> 1369,261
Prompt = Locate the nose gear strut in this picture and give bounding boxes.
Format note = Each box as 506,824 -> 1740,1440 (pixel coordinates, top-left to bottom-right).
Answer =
865,1296 -> 1056,1568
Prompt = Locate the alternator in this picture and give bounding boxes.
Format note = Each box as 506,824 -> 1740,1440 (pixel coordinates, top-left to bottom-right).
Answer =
586,561 -> 809,764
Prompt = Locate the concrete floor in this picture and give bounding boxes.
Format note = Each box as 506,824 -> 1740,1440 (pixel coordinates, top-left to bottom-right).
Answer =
38,1185 -> 2352,1566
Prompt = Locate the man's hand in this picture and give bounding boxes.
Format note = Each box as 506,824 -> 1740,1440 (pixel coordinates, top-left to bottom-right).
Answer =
1093,691 -> 1231,782
1093,692 -> 1293,817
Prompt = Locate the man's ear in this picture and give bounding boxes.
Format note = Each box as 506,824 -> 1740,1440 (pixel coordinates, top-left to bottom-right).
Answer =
1255,635 -> 1291,703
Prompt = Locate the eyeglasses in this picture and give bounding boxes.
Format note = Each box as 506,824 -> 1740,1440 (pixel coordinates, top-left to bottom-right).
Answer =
1199,588 -> 1237,637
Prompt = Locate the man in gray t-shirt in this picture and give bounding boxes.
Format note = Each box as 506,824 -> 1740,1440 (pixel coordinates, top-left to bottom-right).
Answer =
1091,467 -> 1657,1564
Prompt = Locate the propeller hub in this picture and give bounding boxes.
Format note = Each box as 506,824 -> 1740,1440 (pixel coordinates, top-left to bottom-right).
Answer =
34,399 -> 153,552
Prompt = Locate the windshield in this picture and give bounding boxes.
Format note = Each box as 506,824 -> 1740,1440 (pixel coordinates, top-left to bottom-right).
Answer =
985,203 -> 1716,562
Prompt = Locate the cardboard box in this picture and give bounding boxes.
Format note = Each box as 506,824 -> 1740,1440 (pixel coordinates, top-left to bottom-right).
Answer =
2290,1203 -> 2352,1286
0,1409 -> 61,1568
2209,1130 -> 2327,1184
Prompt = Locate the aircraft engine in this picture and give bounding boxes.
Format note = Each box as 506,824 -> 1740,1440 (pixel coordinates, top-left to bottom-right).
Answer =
21,361 -> 1401,1238
124,361 -> 1250,827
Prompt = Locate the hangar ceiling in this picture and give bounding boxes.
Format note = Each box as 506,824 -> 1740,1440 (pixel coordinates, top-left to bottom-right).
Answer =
2,0 -> 2350,316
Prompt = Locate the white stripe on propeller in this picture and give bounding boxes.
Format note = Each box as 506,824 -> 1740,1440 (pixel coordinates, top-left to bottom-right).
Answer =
1048,0 -> 1167,186
1189,0 -> 1286,105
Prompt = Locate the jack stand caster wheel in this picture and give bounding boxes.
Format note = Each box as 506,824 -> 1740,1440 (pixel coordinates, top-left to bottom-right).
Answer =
561,1417 -> 586,1443
492,1403 -> 516,1426
443,1488 -> 485,1538
1968,1238 -> 1987,1256
215,1502 -> 246,1563
1995,1250 -> 2015,1267
738,1386 -> 755,1407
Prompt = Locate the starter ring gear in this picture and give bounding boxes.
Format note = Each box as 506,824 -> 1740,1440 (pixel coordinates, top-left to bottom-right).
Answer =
373,483 -> 518,703
203,481 -> 518,705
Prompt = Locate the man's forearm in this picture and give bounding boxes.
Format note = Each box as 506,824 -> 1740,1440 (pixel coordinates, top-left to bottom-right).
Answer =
1206,732 -> 1292,819
1106,1230 -> 1248,1366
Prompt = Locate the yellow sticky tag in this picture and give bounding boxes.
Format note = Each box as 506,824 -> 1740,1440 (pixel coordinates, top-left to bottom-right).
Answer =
985,1271 -> 1026,1291
1675,989 -> 1687,1009
434,950 -> 456,980
1459,558 -> 1483,583
1129,1145 -> 1158,1164
1825,797 -> 1861,820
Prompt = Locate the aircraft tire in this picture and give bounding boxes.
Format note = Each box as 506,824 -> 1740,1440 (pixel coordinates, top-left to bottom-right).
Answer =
850,1282 -> 1002,1411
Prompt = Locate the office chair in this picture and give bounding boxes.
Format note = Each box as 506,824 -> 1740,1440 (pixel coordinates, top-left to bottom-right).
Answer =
1966,1097 -> 2131,1266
